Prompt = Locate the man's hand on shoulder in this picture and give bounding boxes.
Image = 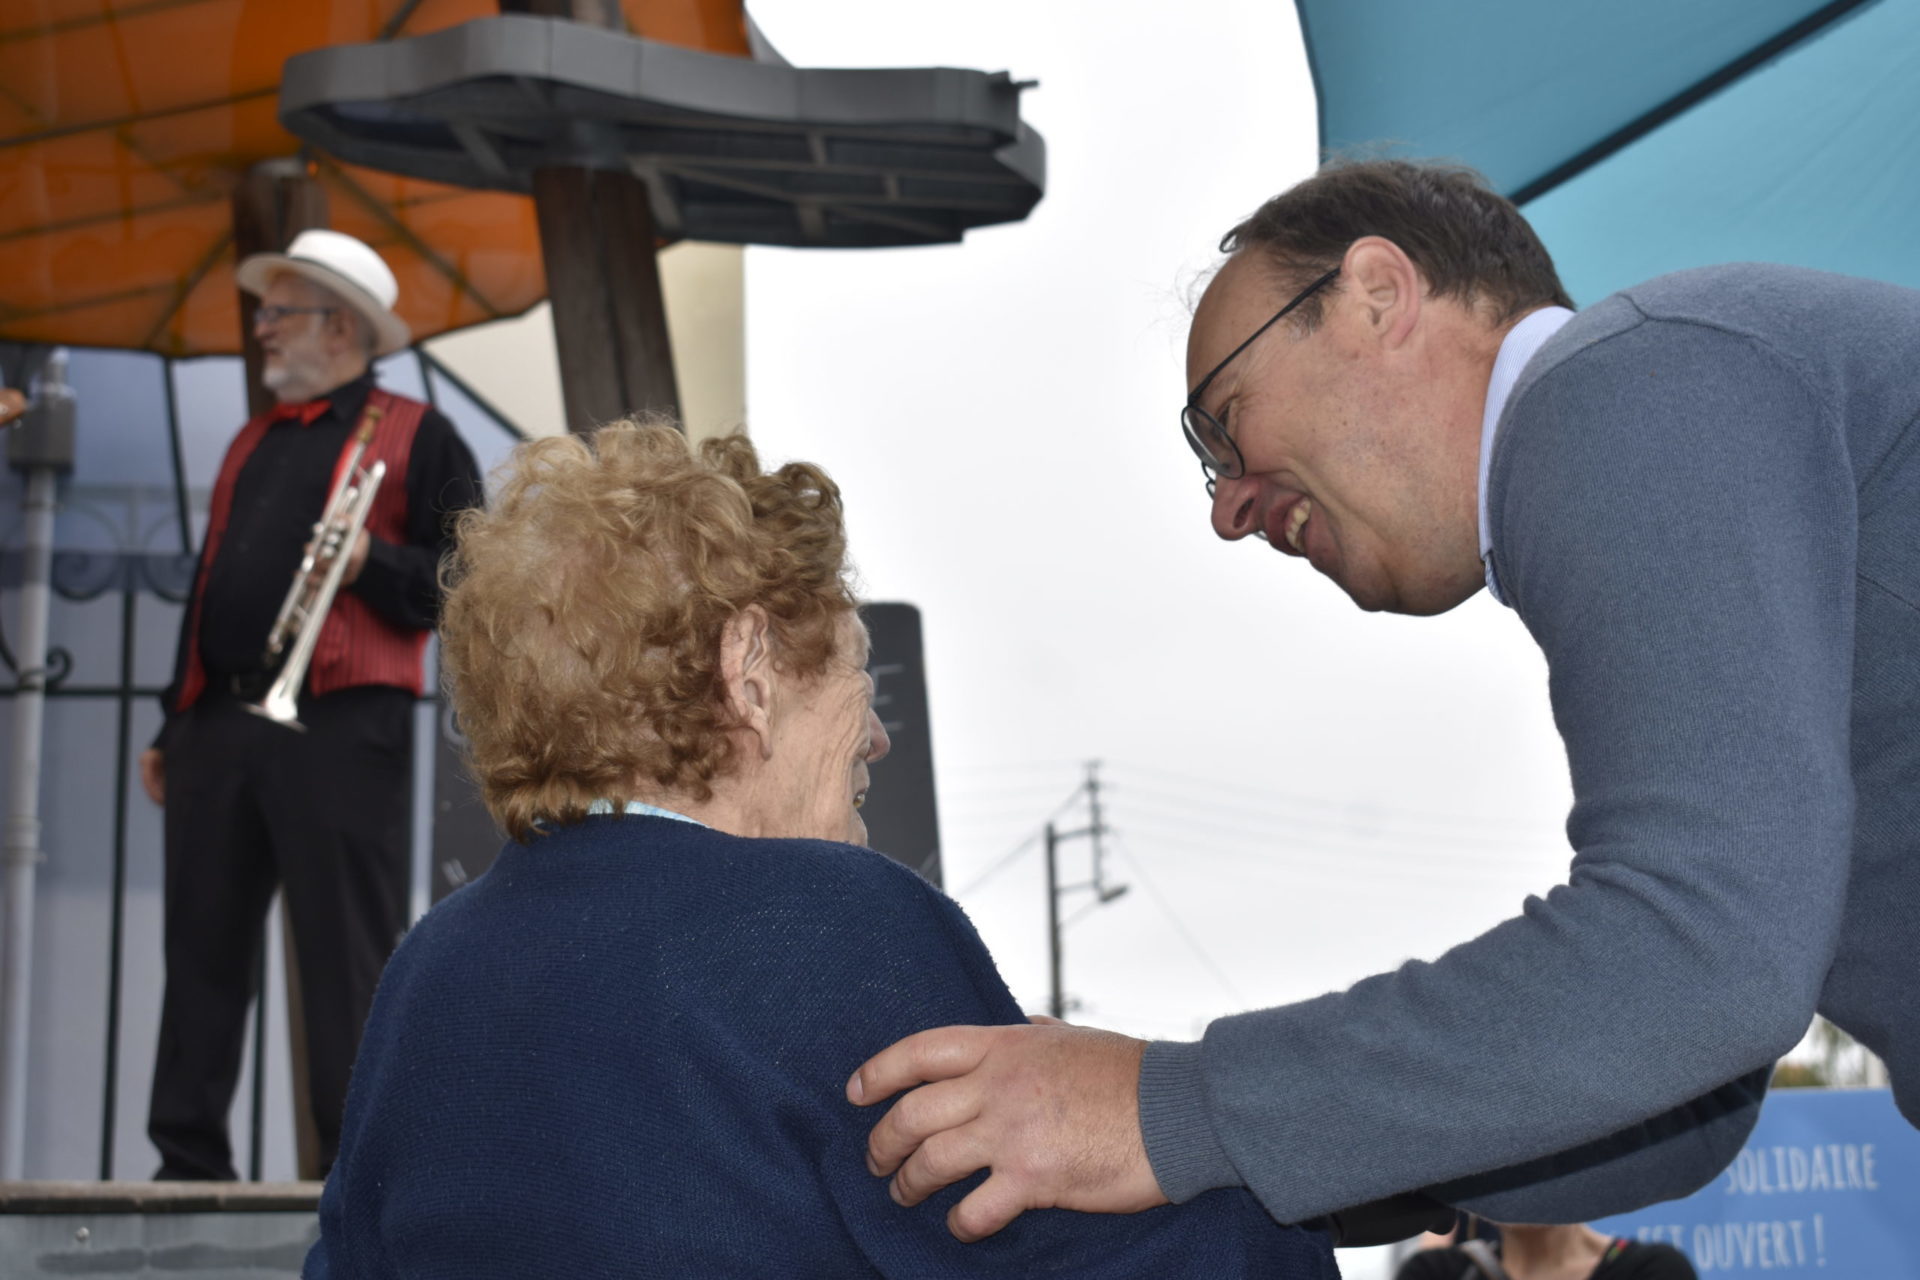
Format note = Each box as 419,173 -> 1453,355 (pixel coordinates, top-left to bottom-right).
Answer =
847,1023 -> 1168,1241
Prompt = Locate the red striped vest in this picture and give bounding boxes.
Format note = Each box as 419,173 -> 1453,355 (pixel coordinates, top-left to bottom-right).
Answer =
174,388 -> 431,713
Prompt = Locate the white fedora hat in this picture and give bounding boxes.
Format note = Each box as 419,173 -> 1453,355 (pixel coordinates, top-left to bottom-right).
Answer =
237,229 -> 412,357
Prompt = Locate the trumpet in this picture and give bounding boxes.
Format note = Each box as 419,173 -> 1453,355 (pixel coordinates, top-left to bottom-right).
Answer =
247,408 -> 386,732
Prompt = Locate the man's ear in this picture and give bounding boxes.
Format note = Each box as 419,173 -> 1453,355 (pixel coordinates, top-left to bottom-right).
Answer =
718,605 -> 776,760
1341,235 -> 1422,349
323,306 -> 360,357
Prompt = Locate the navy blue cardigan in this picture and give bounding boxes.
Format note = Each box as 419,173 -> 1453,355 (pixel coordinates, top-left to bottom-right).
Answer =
306,815 -> 1335,1277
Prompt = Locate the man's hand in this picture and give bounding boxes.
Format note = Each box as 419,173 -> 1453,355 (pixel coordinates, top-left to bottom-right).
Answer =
846,1023 -> 1167,1241
138,748 -> 164,806
342,528 -> 371,585
304,528 -> 372,586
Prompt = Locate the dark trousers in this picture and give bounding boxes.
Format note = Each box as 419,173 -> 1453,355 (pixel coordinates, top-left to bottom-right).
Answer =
148,686 -> 413,1180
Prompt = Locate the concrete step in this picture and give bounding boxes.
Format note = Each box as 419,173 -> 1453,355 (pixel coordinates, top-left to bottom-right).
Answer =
0,1180 -> 321,1279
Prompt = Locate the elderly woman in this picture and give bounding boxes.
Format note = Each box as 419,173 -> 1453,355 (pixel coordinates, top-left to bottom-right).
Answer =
305,422 -> 1335,1278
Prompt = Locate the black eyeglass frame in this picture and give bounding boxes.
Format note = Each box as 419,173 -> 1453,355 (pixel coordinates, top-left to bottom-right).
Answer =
253,305 -> 340,327
1182,267 -> 1341,492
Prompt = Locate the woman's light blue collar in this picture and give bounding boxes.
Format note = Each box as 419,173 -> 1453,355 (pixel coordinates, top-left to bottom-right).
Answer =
586,799 -> 706,827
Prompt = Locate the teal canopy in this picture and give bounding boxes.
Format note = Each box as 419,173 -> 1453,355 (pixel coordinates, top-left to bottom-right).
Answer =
1296,0 -> 1920,305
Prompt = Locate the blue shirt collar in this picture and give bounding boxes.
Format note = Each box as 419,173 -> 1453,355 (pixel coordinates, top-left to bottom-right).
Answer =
1479,306 -> 1575,604
586,799 -> 706,827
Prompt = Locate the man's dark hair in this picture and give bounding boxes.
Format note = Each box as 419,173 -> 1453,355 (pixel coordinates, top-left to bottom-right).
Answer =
1221,160 -> 1574,326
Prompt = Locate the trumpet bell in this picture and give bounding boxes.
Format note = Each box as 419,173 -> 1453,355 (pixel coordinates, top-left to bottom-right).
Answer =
244,688 -> 309,733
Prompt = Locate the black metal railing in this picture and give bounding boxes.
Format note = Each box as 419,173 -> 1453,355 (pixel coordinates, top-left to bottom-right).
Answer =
0,553 -> 208,1178
0,341 -> 524,1181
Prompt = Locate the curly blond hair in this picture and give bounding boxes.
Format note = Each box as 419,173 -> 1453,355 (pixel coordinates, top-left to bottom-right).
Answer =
439,419 -> 856,841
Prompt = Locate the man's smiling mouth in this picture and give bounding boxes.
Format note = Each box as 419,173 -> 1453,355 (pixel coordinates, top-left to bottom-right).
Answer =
1260,495 -> 1312,557
1283,498 -> 1312,552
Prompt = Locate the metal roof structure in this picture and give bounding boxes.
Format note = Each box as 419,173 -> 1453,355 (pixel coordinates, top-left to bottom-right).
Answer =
280,15 -> 1046,249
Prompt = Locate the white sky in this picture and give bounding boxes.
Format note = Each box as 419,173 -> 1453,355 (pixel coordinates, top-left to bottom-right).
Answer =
742,0 -> 1577,1045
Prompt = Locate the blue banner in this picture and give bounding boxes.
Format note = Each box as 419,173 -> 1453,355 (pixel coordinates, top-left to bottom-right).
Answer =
1592,1088 -> 1918,1274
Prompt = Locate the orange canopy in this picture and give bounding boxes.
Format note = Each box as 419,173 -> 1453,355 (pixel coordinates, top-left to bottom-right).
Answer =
0,0 -> 751,356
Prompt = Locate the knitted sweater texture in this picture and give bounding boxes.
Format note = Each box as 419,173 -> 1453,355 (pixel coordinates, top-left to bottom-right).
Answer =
1141,264 -> 1920,1224
306,816 -> 1336,1278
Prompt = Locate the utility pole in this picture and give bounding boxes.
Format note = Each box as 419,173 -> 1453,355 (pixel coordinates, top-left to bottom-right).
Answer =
1045,823 -> 1063,1021
1086,760 -> 1108,891
1045,761 -> 1129,1022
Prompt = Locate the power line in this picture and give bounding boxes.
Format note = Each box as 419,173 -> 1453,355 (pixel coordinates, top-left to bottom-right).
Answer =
951,779 -> 1089,899
940,759 -> 1089,778
1111,786 -> 1546,866
952,826 -> 1045,900
1115,773 -> 1551,848
945,805 -> 1085,827
1110,832 -> 1245,1007
1113,759 -> 1555,838
942,777 -> 1092,798
1112,776 -> 1550,854
1109,799 -> 1549,878
1113,840 -> 1551,906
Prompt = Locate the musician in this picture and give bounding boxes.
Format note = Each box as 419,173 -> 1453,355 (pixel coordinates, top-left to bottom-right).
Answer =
139,229 -> 482,1180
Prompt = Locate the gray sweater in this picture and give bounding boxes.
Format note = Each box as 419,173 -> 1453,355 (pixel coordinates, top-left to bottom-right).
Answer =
1140,264 -> 1920,1224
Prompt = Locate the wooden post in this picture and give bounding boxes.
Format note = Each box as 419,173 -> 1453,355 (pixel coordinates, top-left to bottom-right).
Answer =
503,0 -> 683,432
230,159 -> 329,418
532,167 -> 682,431
228,158 -> 329,1179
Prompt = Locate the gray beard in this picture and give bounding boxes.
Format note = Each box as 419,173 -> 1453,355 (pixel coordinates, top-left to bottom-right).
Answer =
263,354 -> 330,403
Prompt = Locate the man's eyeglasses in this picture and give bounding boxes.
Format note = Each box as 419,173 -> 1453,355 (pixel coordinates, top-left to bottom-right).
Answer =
1182,267 -> 1340,493
254,305 -> 338,327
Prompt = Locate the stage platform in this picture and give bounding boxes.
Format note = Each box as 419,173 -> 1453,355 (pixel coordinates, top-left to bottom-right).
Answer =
0,1181 -> 321,1278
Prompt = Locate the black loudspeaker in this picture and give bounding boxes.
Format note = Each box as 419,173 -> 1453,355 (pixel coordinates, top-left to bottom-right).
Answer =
859,602 -> 943,888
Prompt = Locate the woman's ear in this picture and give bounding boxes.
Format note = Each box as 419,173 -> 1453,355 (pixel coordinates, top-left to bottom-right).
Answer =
718,606 -> 776,760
